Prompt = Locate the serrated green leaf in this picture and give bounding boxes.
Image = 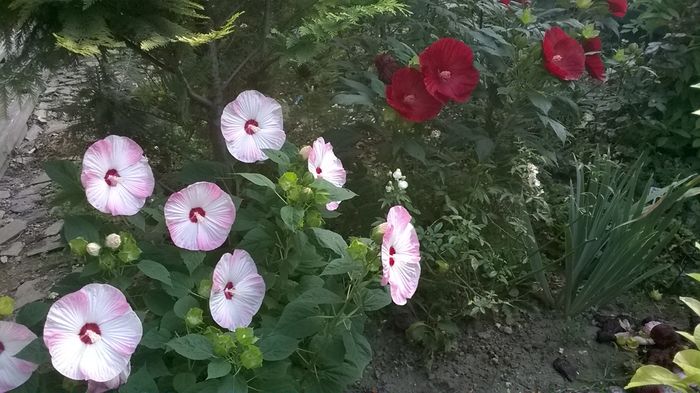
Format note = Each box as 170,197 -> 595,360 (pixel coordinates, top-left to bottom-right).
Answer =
311,228 -> 347,255
180,250 -> 205,274
138,260 -> 173,286
207,359 -> 232,379
258,334 -> 298,361
167,334 -> 214,360
237,173 -> 277,190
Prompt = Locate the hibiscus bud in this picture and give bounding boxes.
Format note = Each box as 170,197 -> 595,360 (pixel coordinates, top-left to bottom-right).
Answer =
520,7 -> 535,25
576,0 -> 593,9
649,289 -> 663,301
278,172 -> 298,192
211,333 -> 236,357
299,145 -> 312,160
371,222 -> 389,243
185,307 -> 204,328
235,327 -> 257,346
105,233 -> 122,250
0,296 -> 14,317
240,345 -> 263,369
86,242 -> 101,256
198,279 -> 212,299
69,237 -> 89,256
398,180 -> 409,190
374,53 -> 400,84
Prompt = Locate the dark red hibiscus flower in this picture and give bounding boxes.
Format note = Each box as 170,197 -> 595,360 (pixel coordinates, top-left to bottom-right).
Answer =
542,27 -> 585,81
385,67 -> 443,122
583,37 -> 605,81
374,53 -> 400,84
607,0 -> 627,18
499,0 -> 511,5
419,38 -> 480,103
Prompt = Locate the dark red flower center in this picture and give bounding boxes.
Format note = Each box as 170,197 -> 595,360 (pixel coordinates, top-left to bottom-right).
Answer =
389,246 -> 396,266
189,207 -> 206,223
104,169 -> 119,186
316,167 -> 322,174
224,281 -> 235,300
439,70 -> 452,81
79,323 -> 102,344
244,119 -> 259,135
403,94 -> 417,105
0,341 -> 4,354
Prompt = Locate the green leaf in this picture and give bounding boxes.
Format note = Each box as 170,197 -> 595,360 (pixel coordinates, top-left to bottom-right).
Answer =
688,273 -> 700,283
138,260 -> 173,286
362,288 -> 392,311
681,297 -> 700,317
174,296 -> 200,318
16,301 -> 49,327
674,349 -> 700,376
141,328 -> 172,350
173,373 -> 198,393
167,334 -> 214,360
528,92 -> 552,114
295,287 -> 343,304
262,149 -> 290,167
311,228 -> 347,255
63,215 -> 100,243
321,257 -> 361,276
43,160 -> 81,193
258,334 -> 298,361
121,366 -> 159,393
538,114 -> 568,143
275,301 -> 324,339
143,291 -> 175,316
180,250 -> 206,274
237,173 -> 277,190
207,359 -> 232,379
311,179 -> 357,202
281,206 -> 304,231
625,365 -> 686,391
179,160 -> 228,184
14,338 -> 49,364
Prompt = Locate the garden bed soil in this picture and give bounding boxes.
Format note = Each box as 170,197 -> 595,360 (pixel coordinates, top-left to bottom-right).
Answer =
352,295 -> 689,393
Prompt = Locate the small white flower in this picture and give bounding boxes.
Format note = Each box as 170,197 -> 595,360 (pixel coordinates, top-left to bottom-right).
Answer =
86,243 -> 101,257
398,180 -> 408,190
385,185 -> 393,192
105,233 -> 122,250
430,130 -> 441,139
47,292 -> 59,300
392,168 -> 402,180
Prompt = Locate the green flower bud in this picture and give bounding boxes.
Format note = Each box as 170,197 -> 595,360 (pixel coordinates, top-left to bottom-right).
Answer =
613,49 -> 626,62
117,231 -> 142,263
235,327 -> 256,346
649,289 -> 663,302
240,345 -> 263,369
370,223 -> 388,244
211,333 -> 236,357
69,237 -> 89,256
314,190 -> 329,205
520,8 -> 535,25
436,260 -> 450,273
98,253 -> 116,270
185,307 -> 204,328
198,279 -> 213,299
0,296 -> 15,317
581,24 -> 600,40
348,239 -> 369,261
576,0 -> 593,9
287,186 -> 301,203
278,172 -> 299,192
304,210 -> 322,228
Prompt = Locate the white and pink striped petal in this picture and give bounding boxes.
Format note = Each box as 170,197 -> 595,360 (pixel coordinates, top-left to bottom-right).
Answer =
307,137 -> 347,210
381,205 -> 421,305
43,284 -> 142,383
80,135 -> 155,216
164,182 -> 236,251
221,90 -> 286,163
209,250 -> 266,331
0,321 -> 38,392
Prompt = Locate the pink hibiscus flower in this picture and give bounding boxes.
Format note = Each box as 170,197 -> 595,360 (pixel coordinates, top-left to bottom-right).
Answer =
43,284 -> 142,383
87,363 -> 129,393
80,135 -> 155,216
307,137 -> 347,211
209,250 -> 266,331
164,182 -> 236,251
220,90 -> 286,163
381,206 -> 421,305
0,321 -> 38,392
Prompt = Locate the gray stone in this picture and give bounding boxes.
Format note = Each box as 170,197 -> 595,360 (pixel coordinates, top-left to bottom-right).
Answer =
1,241 -> 24,256
14,278 -> 46,308
46,120 -> 69,134
35,109 -> 48,123
16,182 -> 48,198
0,190 -> 9,199
0,220 -> 27,245
0,210 -> 4,220
43,220 -> 64,237
25,124 -> 41,142
26,239 -> 63,256
30,172 -> 51,185
10,200 -> 36,213
44,86 -> 57,94
0,256 -> 6,264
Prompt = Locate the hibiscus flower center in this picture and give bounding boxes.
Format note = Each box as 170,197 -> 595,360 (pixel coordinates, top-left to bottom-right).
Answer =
552,54 -> 563,63
403,94 -> 417,105
389,246 -> 396,266
189,207 -> 206,223
439,70 -> 452,81
104,169 -> 120,187
0,341 -> 4,354
79,323 -> 102,344
224,281 -> 235,300
316,167 -> 322,175
244,119 -> 259,135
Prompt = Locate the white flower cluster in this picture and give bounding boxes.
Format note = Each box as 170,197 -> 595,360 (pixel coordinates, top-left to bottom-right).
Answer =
526,163 -> 544,195
386,168 -> 408,192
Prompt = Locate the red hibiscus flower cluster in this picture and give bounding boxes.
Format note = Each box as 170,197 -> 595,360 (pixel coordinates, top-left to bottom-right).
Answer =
607,0 -> 627,18
541,27 -> 605,82
377,38 -> 480,123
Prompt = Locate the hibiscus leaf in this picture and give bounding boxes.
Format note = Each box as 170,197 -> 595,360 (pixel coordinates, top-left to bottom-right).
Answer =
16,301 -> 50,328
141,327 -> 172,349
207,359 -> 232,380
528,92 -> 552,114
138,260 -> 173,286
173,295 -> 199,318
280,206 -> 304,231
321,256 -> 362,276
261,149 -> 290,167
167,334 -> 214,360
122,366 -> 159,393
311,179 -> 357,202
311,228 -> 348,255
14,338 -> 49,364
361,288 -> 392,311
237,173 -> 277,190
258,334 -> 299,361
180,250 -> 205,274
